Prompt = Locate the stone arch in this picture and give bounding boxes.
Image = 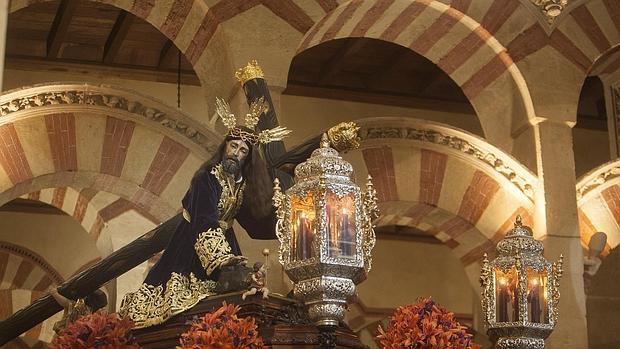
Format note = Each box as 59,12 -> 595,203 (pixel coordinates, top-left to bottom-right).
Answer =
0,289 -> 63,347
19,186 -> 162,257
0,241 -> 64,290
523,0 -> 620,121
294,0 -> 536,150
576,159 -> 620,253
551,0 -> 619,73
9,0 -> 238,115
8,0 -> 334,115
0,83 -> 222,256
344,117 -> 537,285
0,243 -> 65,347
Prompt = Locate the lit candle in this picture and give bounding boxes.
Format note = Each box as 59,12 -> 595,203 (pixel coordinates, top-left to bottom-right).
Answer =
528,277 -> 541,323
327,203 -> 336,252
297,211 -> 309,260
340,207 -> 350,256
511,277 -> 519,321
292,211 -> 298,260
303,215 -> 313,258
497,277 -> 509,322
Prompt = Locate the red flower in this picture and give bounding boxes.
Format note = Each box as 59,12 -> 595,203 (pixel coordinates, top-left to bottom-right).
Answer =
50,311 -> 141,349
179,302 -> 265,349
377,297 -> 480,349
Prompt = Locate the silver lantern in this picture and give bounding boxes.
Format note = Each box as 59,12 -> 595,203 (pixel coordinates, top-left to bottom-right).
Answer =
480,216 -> 563,349
272,134 -> 379,331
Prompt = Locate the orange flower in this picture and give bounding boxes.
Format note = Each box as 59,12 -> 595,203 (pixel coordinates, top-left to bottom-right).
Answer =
50,311 -> 141,349
376,297 -> 480,349
179,301 -> 265,349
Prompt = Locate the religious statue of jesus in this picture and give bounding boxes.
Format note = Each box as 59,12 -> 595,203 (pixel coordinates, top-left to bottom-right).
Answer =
119,61 -> 361,329
119,96 -> 290,328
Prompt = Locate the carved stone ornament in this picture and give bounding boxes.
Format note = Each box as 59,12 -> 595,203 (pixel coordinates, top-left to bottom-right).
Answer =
0,83 -> 220,154
530,0 -> 569,24
357,119 -> 537,202
577,165 -> 620,200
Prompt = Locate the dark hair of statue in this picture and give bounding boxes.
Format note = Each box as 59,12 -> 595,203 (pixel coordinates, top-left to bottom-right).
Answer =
198,126 -> 274,218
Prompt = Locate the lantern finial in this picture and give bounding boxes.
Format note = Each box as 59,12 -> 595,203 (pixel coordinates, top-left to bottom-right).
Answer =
515,215 -> 523,227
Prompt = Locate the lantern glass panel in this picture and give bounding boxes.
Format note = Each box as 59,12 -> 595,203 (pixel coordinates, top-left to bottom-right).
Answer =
495,267 -> 519,322
526,268 -> 548,324
325,191 -> 357,259
291,192 -> 316,261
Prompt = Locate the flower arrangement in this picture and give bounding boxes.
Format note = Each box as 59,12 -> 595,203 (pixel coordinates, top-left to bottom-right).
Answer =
178,302 -> 264,348
50,311 -> 141,349
377,297 -> 479,349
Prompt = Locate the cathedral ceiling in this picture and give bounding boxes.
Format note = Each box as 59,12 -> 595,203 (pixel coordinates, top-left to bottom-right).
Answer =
7,0 -> 199,85
5,0 -> 619,146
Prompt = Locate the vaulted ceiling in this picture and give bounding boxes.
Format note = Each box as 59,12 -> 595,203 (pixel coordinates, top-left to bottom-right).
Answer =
286,37 -> 473,111
6,0 -> 199,85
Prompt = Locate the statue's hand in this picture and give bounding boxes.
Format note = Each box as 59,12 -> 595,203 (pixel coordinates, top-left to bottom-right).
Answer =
327,121 -> 361,152
221,255 -> 248,267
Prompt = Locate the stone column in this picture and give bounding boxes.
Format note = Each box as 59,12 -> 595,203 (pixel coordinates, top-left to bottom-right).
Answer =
513,119 -> 588,349
0,0 -> 8,92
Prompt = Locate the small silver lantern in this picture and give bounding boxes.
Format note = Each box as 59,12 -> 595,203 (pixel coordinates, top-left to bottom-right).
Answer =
272,135 -> 378,338
480,216 -> 563,349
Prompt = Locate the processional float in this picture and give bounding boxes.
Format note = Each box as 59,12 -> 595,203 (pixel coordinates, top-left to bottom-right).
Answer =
0,61 -> 372,348
0,60 -> 565,349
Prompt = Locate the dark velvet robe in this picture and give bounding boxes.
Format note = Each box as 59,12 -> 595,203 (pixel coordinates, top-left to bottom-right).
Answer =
120,163 -> 276,328
145,163 -> 276,285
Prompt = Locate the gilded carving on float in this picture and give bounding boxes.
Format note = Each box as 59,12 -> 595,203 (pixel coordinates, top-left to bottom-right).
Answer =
0,84 -> 219,153
359,124 -> 535,201
327,121 -> 360,152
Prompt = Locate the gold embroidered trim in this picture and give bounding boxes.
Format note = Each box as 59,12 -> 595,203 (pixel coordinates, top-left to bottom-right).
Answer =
211,164 -> 245,223
218,220 -> 231,230
119,272 -> 216,329
194,227 -> 234,275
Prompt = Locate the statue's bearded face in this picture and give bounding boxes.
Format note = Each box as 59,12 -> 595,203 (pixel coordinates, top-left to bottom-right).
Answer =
222,139 -> 249,175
